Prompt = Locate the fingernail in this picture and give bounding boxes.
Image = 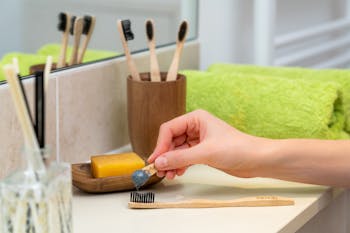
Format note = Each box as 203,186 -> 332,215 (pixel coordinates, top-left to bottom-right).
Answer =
155,157 -> 168,168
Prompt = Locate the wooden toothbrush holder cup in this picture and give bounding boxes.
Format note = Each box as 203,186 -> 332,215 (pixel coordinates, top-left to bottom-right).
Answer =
127,72 -> 186,160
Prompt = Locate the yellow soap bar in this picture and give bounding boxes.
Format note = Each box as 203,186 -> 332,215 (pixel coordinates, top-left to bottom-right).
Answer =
91,152 -> 145,178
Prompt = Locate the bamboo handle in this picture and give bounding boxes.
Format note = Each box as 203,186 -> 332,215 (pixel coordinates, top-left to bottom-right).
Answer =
129,196 -> 295,209
142,163 -> 157,176
78,17 -> 96,64
149,39 -> 161,82
69,17 -> 83,66
166,42 -> 183,82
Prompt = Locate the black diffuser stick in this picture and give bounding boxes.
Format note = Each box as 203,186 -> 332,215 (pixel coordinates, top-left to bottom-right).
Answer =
18,75 -> 34,125
34,71 -> 45,149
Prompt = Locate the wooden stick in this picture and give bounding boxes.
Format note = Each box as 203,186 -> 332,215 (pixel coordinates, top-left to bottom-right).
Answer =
44,56 -> 52,99
3,65 -> 39,150
78,16 -> 96,64
3,65 -> 46,172
57,13 -> 71,68
116,20 -> 140,81
129,196 -> 295,209
69,17 -> 83,66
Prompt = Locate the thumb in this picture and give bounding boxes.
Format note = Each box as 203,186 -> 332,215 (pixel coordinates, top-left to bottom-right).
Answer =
154,145 -> 205,171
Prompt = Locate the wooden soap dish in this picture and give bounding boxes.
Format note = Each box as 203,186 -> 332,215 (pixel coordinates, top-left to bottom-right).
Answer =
71,163 -> 163,193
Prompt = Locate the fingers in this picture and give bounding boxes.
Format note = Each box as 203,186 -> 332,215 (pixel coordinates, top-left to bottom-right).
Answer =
148,113 -> 199,163
154,144 -> 205,171
157,168 -> 187,179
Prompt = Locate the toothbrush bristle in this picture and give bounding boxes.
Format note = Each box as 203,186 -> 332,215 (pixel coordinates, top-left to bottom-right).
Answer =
121,20 -> 134,41
130,192 -> 155,203
178,21 -> 188,42
58,12 -> 67,31
146,20 -> 153,41
82,15 -> 92,35
70,16 -> 77,35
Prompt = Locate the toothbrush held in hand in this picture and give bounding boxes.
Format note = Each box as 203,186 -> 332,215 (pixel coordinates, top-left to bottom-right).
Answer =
78,15 -> 96,64
116,19 -> 140,81
166,20 -> 189,82
57,12 -> 71,68
145,19 -> 161,82
69,16 -> 83,66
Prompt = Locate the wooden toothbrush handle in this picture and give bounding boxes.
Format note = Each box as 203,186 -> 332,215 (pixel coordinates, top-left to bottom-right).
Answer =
143,163 -> 157,176
128,196 -> 295,209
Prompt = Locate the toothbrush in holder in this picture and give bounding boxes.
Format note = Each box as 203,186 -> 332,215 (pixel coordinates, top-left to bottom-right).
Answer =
57,12 -> 71,68
117,19 -> 140,81
69,16 -> 83,66
145,19 -> 161,82
166,20 -> 188,82
78,15 -> 96,64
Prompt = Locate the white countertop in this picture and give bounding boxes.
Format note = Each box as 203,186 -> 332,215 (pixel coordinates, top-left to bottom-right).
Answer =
73,164 -> 341,233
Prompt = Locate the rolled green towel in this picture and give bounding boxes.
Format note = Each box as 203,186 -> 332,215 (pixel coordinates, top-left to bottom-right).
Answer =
0,52 -> 53,79
182,70 -> 348,139
208,63 -> 350,133
37,44 -> 118,63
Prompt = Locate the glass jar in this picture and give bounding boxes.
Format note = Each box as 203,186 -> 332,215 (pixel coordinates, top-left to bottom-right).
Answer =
0,147 -> 72,233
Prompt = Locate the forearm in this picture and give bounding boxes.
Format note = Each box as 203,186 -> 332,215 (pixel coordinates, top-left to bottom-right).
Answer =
256,139 -> 350,187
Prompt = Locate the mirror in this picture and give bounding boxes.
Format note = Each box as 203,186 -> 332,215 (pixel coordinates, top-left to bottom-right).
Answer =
0,0 -> 198,80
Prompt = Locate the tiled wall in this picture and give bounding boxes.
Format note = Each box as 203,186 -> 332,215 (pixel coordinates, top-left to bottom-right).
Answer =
0,41 -> 199,178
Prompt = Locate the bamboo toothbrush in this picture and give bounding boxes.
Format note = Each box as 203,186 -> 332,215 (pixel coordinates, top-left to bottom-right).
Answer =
3,65 -> 45,171
145,19 -> 161,82
129,192 -> 295,209
69,16 -> 83,66
166,20 -> 189,82
77,15 -> 96,64
131,163 -> 157,189
57,12 -> 71,68
117,19 -> 140,81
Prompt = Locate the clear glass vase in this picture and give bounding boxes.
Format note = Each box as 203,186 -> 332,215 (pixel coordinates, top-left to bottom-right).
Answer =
0,147 -> 72,233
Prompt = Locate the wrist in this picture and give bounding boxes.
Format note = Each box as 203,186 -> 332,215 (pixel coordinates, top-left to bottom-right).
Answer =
248,138 -> 283,178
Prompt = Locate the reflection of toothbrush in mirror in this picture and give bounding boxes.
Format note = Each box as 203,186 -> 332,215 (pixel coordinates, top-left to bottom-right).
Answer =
78,15 -> 96,64
166,20 -> 189,81
69,16 -> 83,66
132,163 -> 157,189
145,19 -> 161,82
57,12 -> 71,68
116,19 -> 140,81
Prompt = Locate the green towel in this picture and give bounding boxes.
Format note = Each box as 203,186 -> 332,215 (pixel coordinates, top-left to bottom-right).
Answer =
37,44 -> 118,64
182,70 -> 348,139
208,63 -> 350,133
0,52 -> 52,81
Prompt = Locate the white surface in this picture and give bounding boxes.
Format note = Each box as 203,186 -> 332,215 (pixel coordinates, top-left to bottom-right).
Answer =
73,164 -> 338,233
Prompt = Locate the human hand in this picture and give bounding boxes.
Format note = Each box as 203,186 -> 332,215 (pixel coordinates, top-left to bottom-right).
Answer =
148,109 -> 268,179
